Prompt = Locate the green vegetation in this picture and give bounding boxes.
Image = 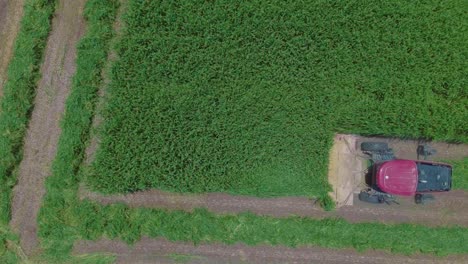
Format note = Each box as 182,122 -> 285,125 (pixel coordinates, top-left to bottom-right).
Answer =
38,0 -> 119,261
449,158 -> 468,190
75,203 -> 468,256
35,0 -> 468,260
0,0 -> 56,225
0,226 -> 20,264
0,0 -> 57,262
86,0 -> 468,203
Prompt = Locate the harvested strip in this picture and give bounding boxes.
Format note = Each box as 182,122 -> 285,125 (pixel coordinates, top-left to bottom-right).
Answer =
80,187 -> 468,227
73,237 -> 468,264
0,0 -> 24,96
10,0 -> 86,255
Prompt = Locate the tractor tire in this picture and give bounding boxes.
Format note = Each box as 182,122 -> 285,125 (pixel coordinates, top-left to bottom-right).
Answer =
415,194 -> 434,204
361,142 -> 389,152
358,191 -> 381,204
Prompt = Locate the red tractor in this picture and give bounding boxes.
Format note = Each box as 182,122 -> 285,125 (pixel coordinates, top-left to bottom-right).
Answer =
358,142 -> 452,204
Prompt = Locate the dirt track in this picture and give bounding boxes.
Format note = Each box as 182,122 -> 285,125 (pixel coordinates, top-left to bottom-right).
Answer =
80,186 -> 468,227
73,237 -> 467,264
10,0 -> 86,255
0,0 -> 24,96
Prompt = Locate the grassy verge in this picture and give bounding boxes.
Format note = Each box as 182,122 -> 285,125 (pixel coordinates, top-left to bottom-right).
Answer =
85,0 -> 467,203
38,0 -> 119,261
0,226 -> 20,264
0,0 -> 57,262
75,203 -> 468,256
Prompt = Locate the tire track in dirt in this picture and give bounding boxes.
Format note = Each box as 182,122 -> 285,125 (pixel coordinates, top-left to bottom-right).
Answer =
80,186 -> 468,227
73,237 -> 467,264
0,0 -> 24,96
10,0 -> 86,255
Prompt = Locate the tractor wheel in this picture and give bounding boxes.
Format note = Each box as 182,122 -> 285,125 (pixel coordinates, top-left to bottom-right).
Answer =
415,194 -> 435,204
358,191 -> 381,204
361,142 -> 389,152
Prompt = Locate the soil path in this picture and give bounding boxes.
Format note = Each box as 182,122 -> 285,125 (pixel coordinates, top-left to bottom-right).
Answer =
10,0 -> 86,255
73,237 -> 467,264
80,187 -> 468,227
0,0 -> 24,96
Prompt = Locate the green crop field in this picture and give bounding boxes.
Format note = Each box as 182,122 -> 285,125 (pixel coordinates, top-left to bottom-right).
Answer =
33,0 -> 467,261
85,0 -> 467,203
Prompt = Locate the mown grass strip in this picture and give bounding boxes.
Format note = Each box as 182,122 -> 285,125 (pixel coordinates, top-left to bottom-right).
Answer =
0,0 -> 57,263
38,0 -> 119,261
74,203 -> 468,256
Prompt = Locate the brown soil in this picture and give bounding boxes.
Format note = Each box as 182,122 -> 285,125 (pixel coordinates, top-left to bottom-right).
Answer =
80,185 -> 328,218
10,0 -> 87,256
0,0 -> 24,96
73,237 -> 467,264
80,186 -> 468,227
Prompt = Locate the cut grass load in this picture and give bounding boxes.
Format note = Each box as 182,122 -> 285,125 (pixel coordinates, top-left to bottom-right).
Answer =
86,0 -> 467,202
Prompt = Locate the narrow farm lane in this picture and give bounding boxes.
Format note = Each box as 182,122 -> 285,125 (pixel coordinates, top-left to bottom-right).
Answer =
80,187 -> 468,227
73,237 -> 468,264
0,0 -> 24,96
10,0 -> 87,255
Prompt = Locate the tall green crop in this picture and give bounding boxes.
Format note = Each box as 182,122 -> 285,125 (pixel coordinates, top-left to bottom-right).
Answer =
86,0 -> 467,201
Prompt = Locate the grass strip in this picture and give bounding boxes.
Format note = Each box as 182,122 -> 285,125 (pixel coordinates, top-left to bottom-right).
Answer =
0,0 -> 57,262
0,0 -> 56,226
448,158 -> 468,190
74,203 -> 468,256
38,0 -> 119,261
